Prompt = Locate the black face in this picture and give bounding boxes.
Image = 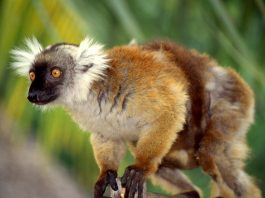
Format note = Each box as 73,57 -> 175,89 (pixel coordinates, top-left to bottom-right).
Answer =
28,61 -> 64,105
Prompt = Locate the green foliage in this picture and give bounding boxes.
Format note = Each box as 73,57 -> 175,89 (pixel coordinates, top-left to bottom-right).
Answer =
0,0 -> 264,197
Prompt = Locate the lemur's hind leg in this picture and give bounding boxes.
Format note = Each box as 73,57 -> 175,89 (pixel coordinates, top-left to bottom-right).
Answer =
150,166 -> 201,198
198,129 -> 261,198
197,98 -> 261,196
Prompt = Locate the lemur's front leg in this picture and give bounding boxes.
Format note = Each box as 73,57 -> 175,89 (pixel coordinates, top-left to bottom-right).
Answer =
121,112 -> 185,198
90,134 -> 126,198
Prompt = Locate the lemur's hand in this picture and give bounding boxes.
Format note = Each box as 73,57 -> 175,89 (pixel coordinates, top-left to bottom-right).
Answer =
94,170 -> 118,198
121,166 -> 145,198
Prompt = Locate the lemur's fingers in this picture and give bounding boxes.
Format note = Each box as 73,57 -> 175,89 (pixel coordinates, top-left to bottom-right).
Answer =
107,170 -> 118,191
94,178 -> 107,198
136,173 -> 144,198
94,170 -> 118,198
121,167 -> 129,187
121,166 -> 145,198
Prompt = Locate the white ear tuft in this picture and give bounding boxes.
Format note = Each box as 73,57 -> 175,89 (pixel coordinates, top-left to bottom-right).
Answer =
10,37 -> 43,76
76,37 -> 108,70
66,37 -> 109,103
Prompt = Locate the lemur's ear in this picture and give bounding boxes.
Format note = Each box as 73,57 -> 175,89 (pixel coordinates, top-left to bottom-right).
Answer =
75,37 -> 108,73
69,37 -> 109,102
10,37 -> 43,76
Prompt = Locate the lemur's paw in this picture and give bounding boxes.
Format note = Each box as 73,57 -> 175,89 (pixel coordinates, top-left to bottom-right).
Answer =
94,170 -> 118,198
121,166 -> 145,198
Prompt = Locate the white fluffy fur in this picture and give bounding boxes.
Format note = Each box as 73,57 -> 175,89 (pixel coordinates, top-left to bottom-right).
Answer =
76,37 -> 109,77
64,37 -> 109,104
10,37 -> 43,75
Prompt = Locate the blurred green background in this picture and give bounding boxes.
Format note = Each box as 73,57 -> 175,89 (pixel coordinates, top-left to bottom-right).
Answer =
0,0 -> 264,197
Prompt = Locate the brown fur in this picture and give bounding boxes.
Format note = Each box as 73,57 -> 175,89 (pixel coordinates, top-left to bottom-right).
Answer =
89,41 -> 260,197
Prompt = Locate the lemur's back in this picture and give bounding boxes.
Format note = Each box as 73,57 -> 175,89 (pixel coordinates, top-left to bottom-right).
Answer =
106,41 -> 254,141
143,41 -> 254,145
142,41 -> 254,137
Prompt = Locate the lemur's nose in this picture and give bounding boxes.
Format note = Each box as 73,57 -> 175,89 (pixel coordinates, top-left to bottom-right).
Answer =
27,92 -> 40,103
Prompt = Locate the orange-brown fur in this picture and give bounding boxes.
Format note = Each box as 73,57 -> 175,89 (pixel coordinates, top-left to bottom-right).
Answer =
89,41 -> 260,197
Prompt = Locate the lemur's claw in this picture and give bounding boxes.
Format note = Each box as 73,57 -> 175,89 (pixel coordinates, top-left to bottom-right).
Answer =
94,170 -> 118,198
121,166 -> 145,198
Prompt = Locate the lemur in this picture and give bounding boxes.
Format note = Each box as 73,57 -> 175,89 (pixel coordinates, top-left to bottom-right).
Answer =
11,37 -> 261,198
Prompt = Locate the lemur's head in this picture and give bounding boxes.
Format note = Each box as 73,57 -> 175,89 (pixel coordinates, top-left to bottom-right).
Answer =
11,37 -> 109,106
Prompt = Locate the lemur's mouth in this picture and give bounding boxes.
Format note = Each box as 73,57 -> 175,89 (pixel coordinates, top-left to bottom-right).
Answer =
30,100 -> 51,105
27,93 -> 58,105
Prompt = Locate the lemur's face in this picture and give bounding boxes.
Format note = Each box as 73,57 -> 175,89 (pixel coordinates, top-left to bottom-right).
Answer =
11,37 -> 109,106
27,47 -> 75,105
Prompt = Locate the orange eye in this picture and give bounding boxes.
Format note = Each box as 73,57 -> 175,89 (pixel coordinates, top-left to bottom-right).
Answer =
51,68 -> 61,78
29,71 -> 35,81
